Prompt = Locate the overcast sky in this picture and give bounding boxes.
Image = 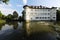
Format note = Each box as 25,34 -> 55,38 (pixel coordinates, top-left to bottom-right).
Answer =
0,0 -> 60,16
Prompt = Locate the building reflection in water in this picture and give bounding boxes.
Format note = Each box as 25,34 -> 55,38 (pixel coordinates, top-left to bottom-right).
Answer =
12,22 -> 18,29
23,21 -> 56,36
0,21 -> 58,40
26,22 -> 30,35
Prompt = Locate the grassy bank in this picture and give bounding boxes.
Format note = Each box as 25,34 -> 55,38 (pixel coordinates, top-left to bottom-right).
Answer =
0,20 -> 6,24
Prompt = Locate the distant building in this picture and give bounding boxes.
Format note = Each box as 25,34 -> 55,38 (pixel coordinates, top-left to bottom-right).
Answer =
23,5 -> 57,22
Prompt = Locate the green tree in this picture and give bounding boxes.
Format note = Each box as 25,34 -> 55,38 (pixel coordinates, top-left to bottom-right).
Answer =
56,10 -> 60,21
2,15 -> 6,19
0,11 -> 3,19
0,11 -> 6,20
18,16 -> 22,21
0,0 -> 9,4
22,10 -> 25,21
6,14 -> 13,20
0,0 -> 9,19
13,11 -> 18,19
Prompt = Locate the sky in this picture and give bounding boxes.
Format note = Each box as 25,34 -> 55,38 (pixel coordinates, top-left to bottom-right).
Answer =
0,0 -> 60,16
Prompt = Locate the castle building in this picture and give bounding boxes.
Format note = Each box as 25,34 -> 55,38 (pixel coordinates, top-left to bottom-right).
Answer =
23,5 -> 57,22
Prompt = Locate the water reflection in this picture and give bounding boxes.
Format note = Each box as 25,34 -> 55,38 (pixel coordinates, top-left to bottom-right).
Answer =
2,24 -> 13,31
0,21 -> 23,33
6,22 -> 18,29
23,21 -> 57,40
0,21 -> 58,40
23,22 -> 55,35
0,23 -> 5,30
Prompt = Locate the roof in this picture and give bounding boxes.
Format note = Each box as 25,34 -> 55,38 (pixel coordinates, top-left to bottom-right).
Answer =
23,5 -> 57,9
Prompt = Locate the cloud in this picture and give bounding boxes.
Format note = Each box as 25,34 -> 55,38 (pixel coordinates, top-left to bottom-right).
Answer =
23,0 -> 27,5
0,4 -> 3,6
0,3 -> 12,7
17,5 -> 23,7
0,3 -> 21,16
0,3 -> 14,15
0,7 -> 16,16
7,4 -> 12,7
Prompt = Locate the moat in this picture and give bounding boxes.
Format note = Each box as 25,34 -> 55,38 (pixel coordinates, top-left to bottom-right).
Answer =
0,21 -> 59,40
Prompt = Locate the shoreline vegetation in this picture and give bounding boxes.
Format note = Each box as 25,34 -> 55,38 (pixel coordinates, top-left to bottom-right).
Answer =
0,19 -> 6,24
0,11 -> 22,24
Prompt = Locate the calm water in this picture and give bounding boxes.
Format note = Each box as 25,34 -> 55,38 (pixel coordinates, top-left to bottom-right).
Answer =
0,21 -> 58,40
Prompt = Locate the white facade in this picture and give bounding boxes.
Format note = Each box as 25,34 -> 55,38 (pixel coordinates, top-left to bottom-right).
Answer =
23,5 -> 57,21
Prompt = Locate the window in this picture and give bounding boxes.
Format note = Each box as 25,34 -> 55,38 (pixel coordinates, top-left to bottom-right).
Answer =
53,17 -> 55,18
36,17 -> 39,19
48,9 -> 50,11
48,17 -> 50,19
48,13 -> 50,15
45,17 -> 47,19
40,17 -> 41,19
42,17 -> 44,19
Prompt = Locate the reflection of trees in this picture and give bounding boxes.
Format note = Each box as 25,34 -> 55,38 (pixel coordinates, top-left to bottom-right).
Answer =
13,22 -> 18,29
57,10 -> 60,21
13,11 -> 18,20
0,0 -> 9,4
0,23 -> 5,30
18,16 -> 22,21
23,22 -> 26,30
6,22 -> 18,29
22,10 -> 25,21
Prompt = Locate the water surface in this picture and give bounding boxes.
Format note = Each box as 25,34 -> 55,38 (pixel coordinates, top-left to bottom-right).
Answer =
0,21 -> 58,40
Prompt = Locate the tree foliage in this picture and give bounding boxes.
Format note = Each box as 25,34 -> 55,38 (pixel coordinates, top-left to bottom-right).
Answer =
57,10 -> 60,21
7,14 -> 12,19
0,11 -> 3,19
0,0 -> 9,4
18,16 -> 22,21
0,11 -> 6,19
22,10 -> 25,21
13,11 -> 18,18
